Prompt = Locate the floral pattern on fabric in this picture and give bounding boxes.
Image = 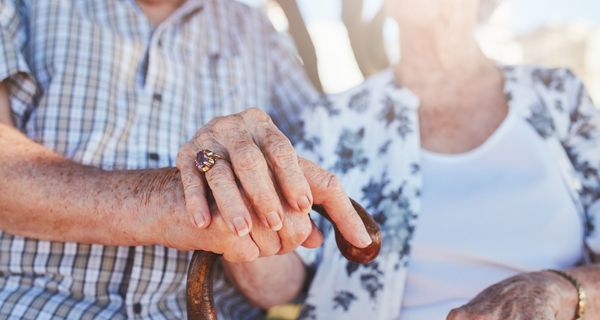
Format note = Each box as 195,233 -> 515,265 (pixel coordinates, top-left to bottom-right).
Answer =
293,65 -> 600,319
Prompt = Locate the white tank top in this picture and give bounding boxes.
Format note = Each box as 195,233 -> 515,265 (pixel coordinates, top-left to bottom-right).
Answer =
400,107 -> 584,319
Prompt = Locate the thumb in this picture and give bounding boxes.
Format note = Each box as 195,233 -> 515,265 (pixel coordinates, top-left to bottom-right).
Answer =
301,221 -> 323,249
298,157 -> 372,248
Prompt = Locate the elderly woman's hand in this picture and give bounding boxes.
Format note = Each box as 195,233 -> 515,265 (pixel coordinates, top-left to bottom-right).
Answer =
176,108 -> 373,252
447,271 -> 578,320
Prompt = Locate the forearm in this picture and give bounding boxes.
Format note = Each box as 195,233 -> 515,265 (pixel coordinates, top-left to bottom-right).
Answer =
222,253 -> 306,309
0,122 -> 185,246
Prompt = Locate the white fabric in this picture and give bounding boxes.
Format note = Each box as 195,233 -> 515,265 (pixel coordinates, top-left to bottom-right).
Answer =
400,107 -> 584,319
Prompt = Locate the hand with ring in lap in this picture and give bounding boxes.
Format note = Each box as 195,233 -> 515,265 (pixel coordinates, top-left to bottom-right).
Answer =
176,107 -> 373,262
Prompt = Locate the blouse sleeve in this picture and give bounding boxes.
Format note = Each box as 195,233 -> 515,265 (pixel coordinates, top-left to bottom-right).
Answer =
561,71 -> 600,258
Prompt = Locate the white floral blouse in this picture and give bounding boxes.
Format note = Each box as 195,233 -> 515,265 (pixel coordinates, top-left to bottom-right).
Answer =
291,65 -> 600,319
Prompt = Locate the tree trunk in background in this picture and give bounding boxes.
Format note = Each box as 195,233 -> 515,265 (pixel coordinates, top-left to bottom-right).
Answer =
275,0 -> 324,93
342,0 -> 389,77
274,0 -> 389,91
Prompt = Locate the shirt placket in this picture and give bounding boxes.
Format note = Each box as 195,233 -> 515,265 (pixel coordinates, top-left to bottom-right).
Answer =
125,3 -> 207,318
123,33 -> 168,320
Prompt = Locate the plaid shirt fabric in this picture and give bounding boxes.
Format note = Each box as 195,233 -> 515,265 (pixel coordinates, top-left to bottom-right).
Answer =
0,0 -> 317,319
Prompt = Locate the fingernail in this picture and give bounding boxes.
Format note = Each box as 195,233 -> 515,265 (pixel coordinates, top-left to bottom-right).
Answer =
359,229 -> 373,247
233,217 -> 250,237
266,211 -> 282,231
297,196 -> 312,213
193,212 -> 206,228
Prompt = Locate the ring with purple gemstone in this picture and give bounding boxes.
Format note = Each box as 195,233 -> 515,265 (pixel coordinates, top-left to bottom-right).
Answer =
195,149 -> 224,173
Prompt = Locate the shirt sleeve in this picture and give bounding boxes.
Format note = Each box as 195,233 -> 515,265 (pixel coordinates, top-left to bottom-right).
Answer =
561,71 -> 600,258
0,0 -> 37,127
260,15 -> 319,144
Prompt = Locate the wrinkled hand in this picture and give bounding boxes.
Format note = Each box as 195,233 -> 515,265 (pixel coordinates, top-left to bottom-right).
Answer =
176,108 -> 372,251
161,193 -> 323,262
447,271 -> 578,320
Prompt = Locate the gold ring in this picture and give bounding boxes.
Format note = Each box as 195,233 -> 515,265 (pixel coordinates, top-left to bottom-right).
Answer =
195,149 -> 224,173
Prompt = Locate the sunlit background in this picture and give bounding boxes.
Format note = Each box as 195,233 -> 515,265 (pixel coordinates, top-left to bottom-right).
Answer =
239,0 -> 600,102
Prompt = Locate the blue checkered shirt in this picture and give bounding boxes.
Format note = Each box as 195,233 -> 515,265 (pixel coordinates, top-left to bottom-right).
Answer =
0,0 -> 317,318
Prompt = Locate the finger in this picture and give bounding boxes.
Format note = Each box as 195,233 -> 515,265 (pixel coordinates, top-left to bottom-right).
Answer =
277,207 -> 313,255
301,221 -> 323,249
198,138 -> 253,237
241,108 -> 313,214
206,204 -> 259,262
299,157 -> 373,248
248,211 -> 282,257
222,235 -> 260,263
215,117 -> 284,231
176,145 -> 211,228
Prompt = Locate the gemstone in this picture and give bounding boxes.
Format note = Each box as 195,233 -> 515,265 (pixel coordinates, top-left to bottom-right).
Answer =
196,151 -> 209,167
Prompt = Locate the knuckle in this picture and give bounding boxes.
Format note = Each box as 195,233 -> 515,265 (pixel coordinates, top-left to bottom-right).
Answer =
447,309 -> 459,319
242,107 -> 271,122
251,192 -> 277,209
235,146 -> 263,171
268,140 -> 296,168
193,136 -> 221,154
206,115 -> 224,127
325,174 -> 342,191
230,136 -> 255,153
315,171 -> 343,193
193,132 -> 212,147
211,115 -> 240,133
447,308 -> 469,320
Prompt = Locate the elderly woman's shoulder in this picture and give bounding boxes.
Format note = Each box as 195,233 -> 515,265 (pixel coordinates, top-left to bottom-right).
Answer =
503,64 -> 592,113
503,64 -> 596,140
504,64 -> 585,93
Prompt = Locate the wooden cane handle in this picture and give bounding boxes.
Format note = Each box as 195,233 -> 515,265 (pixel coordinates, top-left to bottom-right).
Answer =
186,198 -> 382,320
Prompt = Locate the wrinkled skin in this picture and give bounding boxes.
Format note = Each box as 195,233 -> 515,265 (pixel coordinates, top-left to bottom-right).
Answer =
447,271 -> 578,320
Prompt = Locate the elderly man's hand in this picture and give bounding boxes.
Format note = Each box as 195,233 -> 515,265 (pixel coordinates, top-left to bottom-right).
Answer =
447,271 -> 578,320
176,108 -> 373,251
160,194 -> 323,262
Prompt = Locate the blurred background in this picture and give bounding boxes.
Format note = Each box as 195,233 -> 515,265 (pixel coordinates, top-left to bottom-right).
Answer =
232,1 -> 600,318
238,0 -> 600,102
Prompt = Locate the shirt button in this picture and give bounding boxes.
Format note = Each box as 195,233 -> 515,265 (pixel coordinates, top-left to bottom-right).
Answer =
153,93 -> 162,103
133,302 -> 142,314
148,153 -> 160,161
